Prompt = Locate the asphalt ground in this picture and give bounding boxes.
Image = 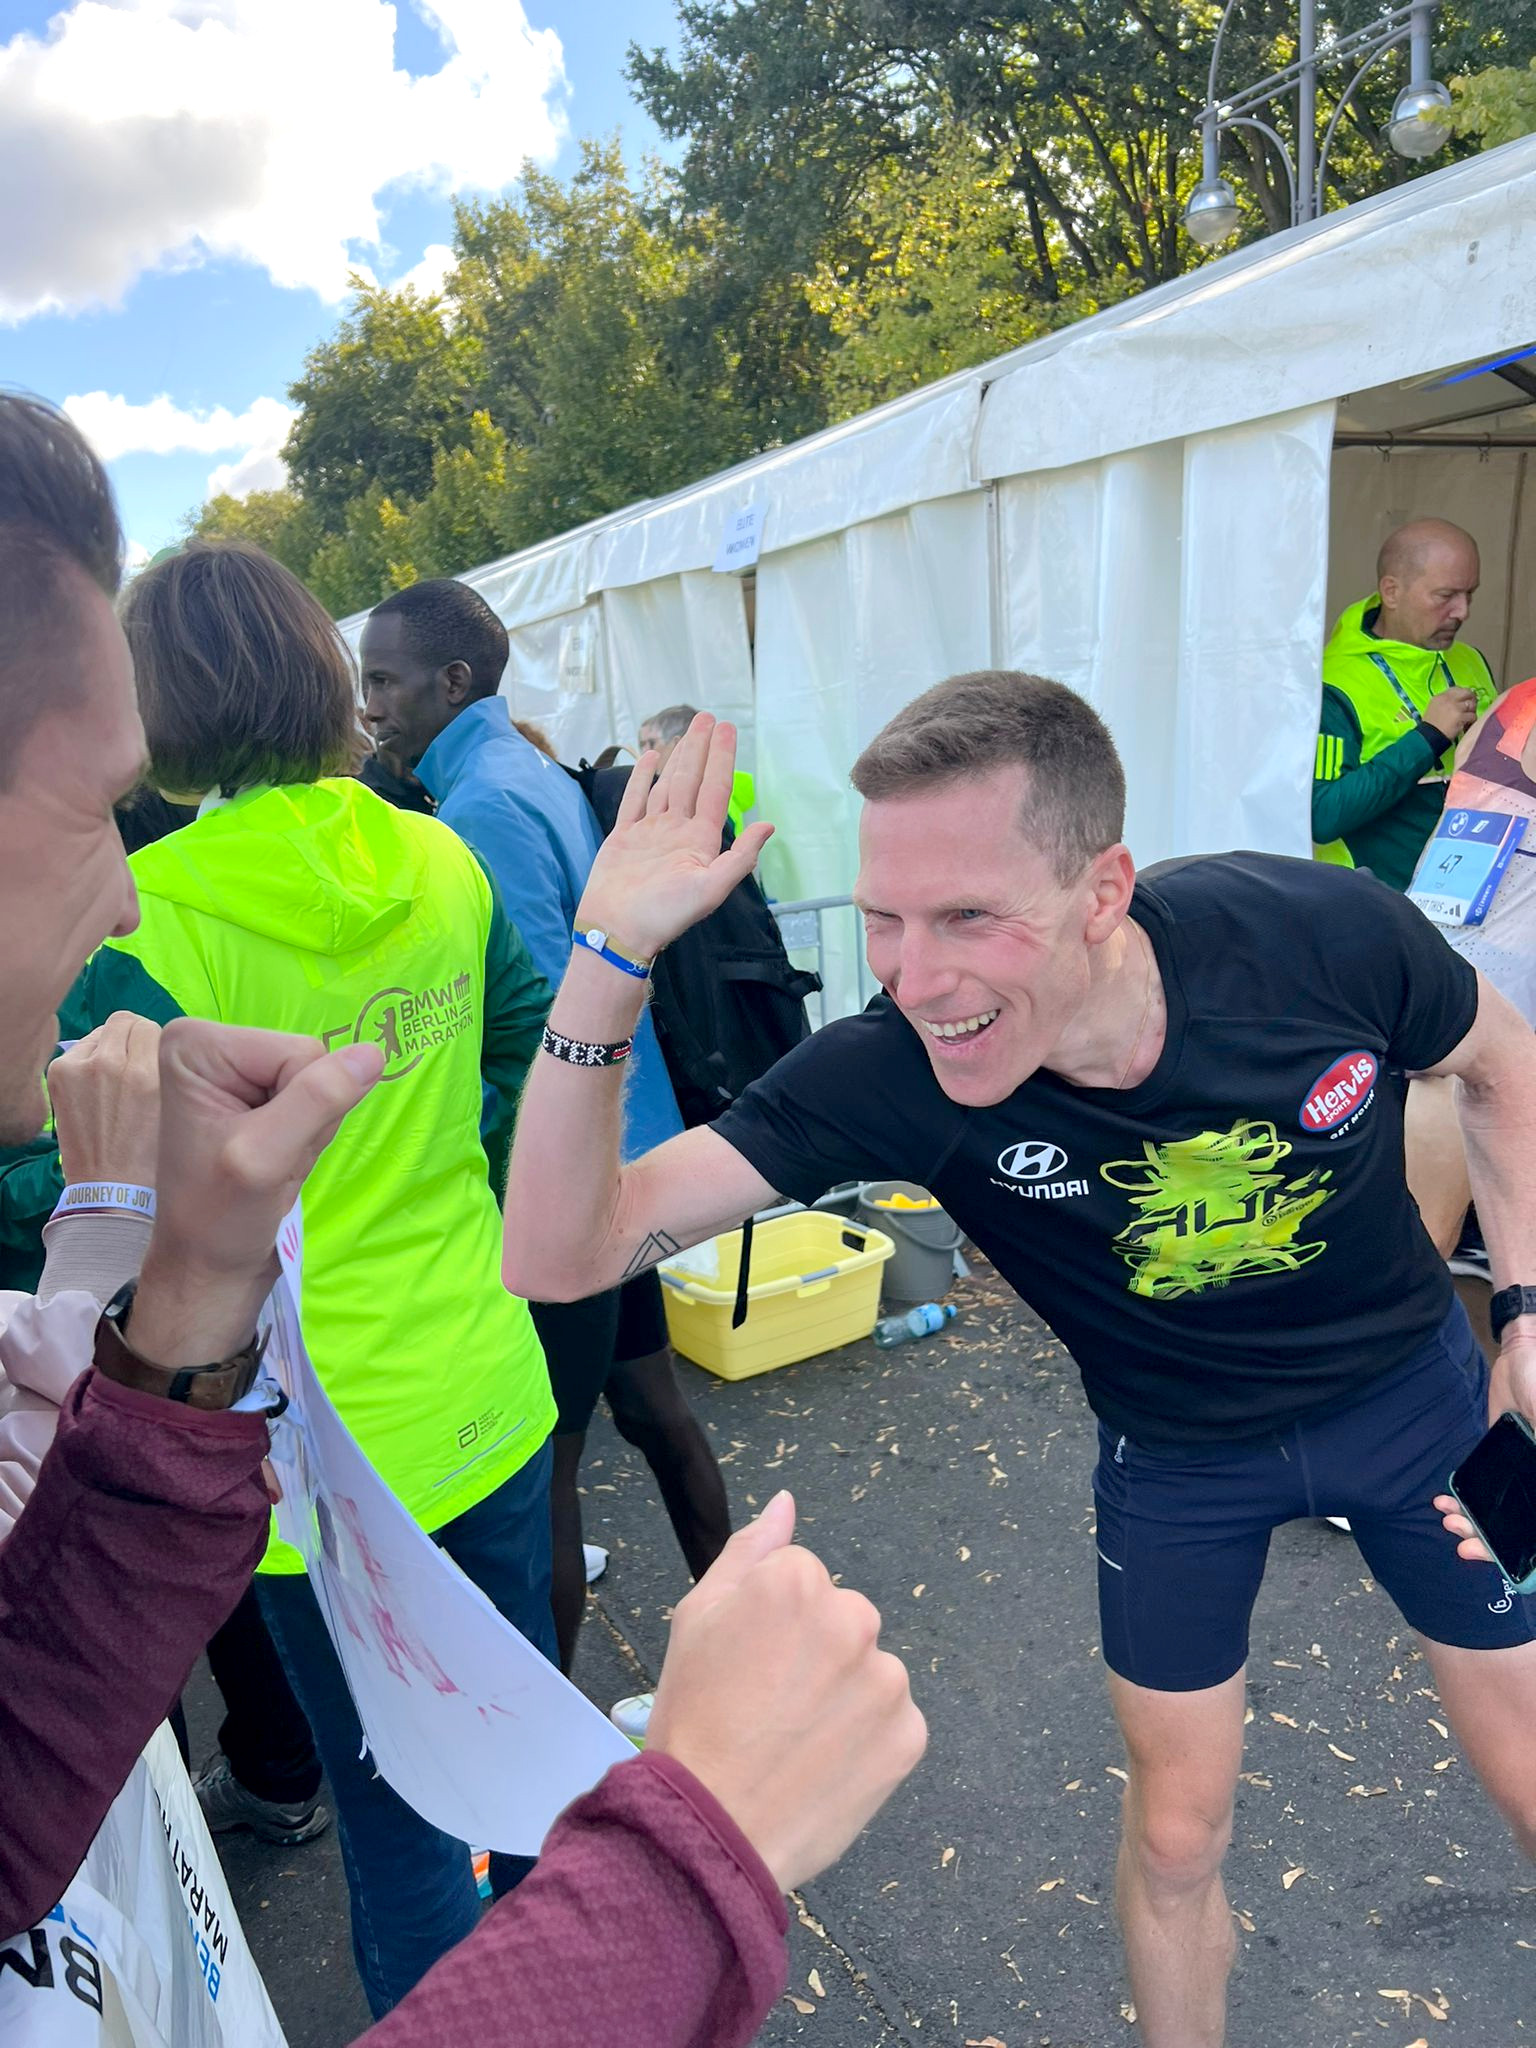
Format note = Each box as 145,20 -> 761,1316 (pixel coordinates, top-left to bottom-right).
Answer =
187,1262 -> 1535,2048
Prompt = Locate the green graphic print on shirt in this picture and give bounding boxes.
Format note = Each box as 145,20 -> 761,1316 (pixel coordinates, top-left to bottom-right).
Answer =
1101,1120 -> 1335,1300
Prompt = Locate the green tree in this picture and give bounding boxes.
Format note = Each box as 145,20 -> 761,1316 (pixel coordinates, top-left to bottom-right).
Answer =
282,281 -> 480,527
451,139 -> 768,537
806,123 -> 1137,416
187,487 -> 323,580
1452,58 -> 1536,146
631,1 -> 1536,300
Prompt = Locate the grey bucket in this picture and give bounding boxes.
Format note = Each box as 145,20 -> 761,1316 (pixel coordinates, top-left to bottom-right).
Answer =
855,1180 -> 963,1308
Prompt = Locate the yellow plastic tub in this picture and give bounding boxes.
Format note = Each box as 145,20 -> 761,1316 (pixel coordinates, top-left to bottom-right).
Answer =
660,1213 -> 895,1381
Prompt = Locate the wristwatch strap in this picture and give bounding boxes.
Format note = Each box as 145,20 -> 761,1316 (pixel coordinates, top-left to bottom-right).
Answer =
1489,1284 -> 1536,1345
93,1279 -> 269,1411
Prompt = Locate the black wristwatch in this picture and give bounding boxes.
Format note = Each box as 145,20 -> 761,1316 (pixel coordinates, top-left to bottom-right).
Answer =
93,1279 -> 269,1411
1489,1285 -> 1536,1346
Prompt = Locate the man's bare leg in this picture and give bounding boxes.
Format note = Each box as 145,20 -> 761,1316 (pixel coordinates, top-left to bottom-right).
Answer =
1423,1635 -> 1536,1859
1108,1666 -> 1246,2048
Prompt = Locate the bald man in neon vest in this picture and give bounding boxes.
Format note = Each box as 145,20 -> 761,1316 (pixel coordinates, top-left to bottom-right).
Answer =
1313,519 -> 1499,890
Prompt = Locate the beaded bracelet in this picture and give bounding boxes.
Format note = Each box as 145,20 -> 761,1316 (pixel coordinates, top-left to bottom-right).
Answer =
540,1025 -> 634,1069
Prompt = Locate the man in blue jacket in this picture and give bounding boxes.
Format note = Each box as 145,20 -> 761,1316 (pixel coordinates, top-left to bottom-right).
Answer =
360,581 -> 731,1700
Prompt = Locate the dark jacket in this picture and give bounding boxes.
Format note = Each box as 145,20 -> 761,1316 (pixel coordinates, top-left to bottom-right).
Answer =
575,764 -> 820,1128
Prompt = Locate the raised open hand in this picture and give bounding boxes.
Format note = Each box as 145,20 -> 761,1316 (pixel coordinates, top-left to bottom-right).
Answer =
576,714 -> 774,962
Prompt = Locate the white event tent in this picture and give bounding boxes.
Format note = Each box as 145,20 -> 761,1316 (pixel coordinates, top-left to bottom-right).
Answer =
342,135 -> 1536,1007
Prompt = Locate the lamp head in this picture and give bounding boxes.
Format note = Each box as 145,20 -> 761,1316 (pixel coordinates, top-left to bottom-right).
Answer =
1184,176 -> 1241,247
1388,79 -> 1453,161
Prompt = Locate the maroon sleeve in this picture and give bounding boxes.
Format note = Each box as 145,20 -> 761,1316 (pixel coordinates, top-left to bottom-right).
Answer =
362,1752 -> 789,2048
0,1369 -> 270,1937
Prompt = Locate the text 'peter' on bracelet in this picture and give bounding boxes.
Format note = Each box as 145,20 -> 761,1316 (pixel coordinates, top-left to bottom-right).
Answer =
540,1026 -> 634,1069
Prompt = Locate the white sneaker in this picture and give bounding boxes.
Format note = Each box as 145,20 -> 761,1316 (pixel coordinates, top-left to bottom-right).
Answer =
1323,1515 -> 1352,1532
583,1543 -> 609,1585
609,1692 -> 654,1746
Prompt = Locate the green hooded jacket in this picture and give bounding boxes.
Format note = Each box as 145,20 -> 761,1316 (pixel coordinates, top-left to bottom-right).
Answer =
55,779 -> 557,1573
1313,596 -> 1497,890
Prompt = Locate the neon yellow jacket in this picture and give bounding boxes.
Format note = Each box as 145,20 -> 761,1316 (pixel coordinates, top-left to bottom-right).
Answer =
60,779 -> 556,1572
1313,597 -> 1497,889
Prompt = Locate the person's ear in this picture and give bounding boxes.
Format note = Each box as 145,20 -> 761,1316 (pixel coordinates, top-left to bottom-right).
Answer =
1084,845 -> 1135,945
440,659 -> 475,706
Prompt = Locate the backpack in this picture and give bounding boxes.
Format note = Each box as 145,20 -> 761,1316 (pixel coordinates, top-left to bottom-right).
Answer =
568,762 -> 822,1129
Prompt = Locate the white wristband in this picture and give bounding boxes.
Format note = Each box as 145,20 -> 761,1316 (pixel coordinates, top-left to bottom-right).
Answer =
52,1182 -> 157,1224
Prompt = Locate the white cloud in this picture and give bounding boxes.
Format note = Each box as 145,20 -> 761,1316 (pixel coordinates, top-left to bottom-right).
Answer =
63,389 -> 296,501
393,242 -> 457,301
63,391 -> 293,462
0,0 -> 567,322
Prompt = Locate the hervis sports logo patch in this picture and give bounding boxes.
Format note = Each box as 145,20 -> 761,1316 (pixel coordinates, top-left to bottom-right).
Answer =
1299,1050 -> 1379,1134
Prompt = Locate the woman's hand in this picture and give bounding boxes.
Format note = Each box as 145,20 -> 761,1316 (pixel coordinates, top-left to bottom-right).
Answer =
50,1012 -> 162,1188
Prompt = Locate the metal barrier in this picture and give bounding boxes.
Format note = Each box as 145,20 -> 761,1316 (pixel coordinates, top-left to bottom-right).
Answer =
770,894 -> 874,1030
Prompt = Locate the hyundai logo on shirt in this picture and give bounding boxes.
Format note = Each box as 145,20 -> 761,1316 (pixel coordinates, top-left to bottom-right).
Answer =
993,1140 -> 1089,1202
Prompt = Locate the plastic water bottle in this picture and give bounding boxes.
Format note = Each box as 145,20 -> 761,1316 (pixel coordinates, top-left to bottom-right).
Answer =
872,1301 -> 957,1349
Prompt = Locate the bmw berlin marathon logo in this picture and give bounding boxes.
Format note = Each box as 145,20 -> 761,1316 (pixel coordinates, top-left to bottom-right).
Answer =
992,1140 -> 1089,1202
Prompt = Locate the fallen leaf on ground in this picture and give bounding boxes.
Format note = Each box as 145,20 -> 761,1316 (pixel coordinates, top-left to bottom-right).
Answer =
1423,1875 -> 1444,1886
1327,1744 -> 1356,1761
1106,1765 -> 1129,1782
808,1969 -> 825,1999
1064,1779 -> 1083,1791
1432,1758 -> 1454,1772
1038,1877 -> 1064,1892
1428,1718 -> 1448,1738
1119,2002 -> 1137,2024
1234,1909 -> 1256,1932
785,1995 -> 816,2015
1282,1866 -> 1305,1890
941,1846 -> 956,1868
1271,1712 -> 1298,1727
964,2037 -> 1007,2046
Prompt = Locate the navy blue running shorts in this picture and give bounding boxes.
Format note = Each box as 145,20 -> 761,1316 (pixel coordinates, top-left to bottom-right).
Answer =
1092,1301 -> 1536,1692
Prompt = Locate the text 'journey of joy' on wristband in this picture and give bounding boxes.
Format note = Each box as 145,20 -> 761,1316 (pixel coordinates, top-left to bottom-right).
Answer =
52,1182 -> 157,1223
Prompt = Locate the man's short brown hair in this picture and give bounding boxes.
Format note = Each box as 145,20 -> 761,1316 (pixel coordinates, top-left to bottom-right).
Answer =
121,541 -> 363,795
851,671 -> 1126,882
0,392 -> 123,787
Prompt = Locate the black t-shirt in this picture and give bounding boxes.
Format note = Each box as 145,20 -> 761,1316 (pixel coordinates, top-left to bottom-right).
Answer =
712,854 -> 1477,1446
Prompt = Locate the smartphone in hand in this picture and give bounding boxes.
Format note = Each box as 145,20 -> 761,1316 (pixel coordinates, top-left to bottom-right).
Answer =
1449,1412 -> 1536,1595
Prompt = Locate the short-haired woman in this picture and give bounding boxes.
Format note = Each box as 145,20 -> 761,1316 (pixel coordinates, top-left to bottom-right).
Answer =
59,541 -> 558,2020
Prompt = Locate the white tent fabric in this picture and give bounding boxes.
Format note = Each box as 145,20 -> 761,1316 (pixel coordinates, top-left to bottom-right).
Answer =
338,135 -> 1536,1019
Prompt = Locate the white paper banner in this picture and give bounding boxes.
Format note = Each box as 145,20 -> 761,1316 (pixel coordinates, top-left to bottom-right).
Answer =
712,503 -> 764,573
262,1205 -> 632,1854
0,1725 -> 286,2048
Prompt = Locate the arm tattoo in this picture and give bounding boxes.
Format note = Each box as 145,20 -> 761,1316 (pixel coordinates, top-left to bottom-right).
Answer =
621,1230 -> 682,1279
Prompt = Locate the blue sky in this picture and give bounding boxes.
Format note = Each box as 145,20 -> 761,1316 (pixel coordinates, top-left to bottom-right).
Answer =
0,0 -> 679,559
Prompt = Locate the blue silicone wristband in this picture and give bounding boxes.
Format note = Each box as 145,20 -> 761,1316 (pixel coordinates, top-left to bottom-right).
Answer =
572,929 -> 651,980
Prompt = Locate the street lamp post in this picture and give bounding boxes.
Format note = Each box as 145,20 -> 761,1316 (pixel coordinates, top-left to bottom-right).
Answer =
1185,0 -> 1453,247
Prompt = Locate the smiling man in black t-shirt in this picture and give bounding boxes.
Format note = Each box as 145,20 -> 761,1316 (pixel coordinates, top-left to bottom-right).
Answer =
503,676 -> 1536,2048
